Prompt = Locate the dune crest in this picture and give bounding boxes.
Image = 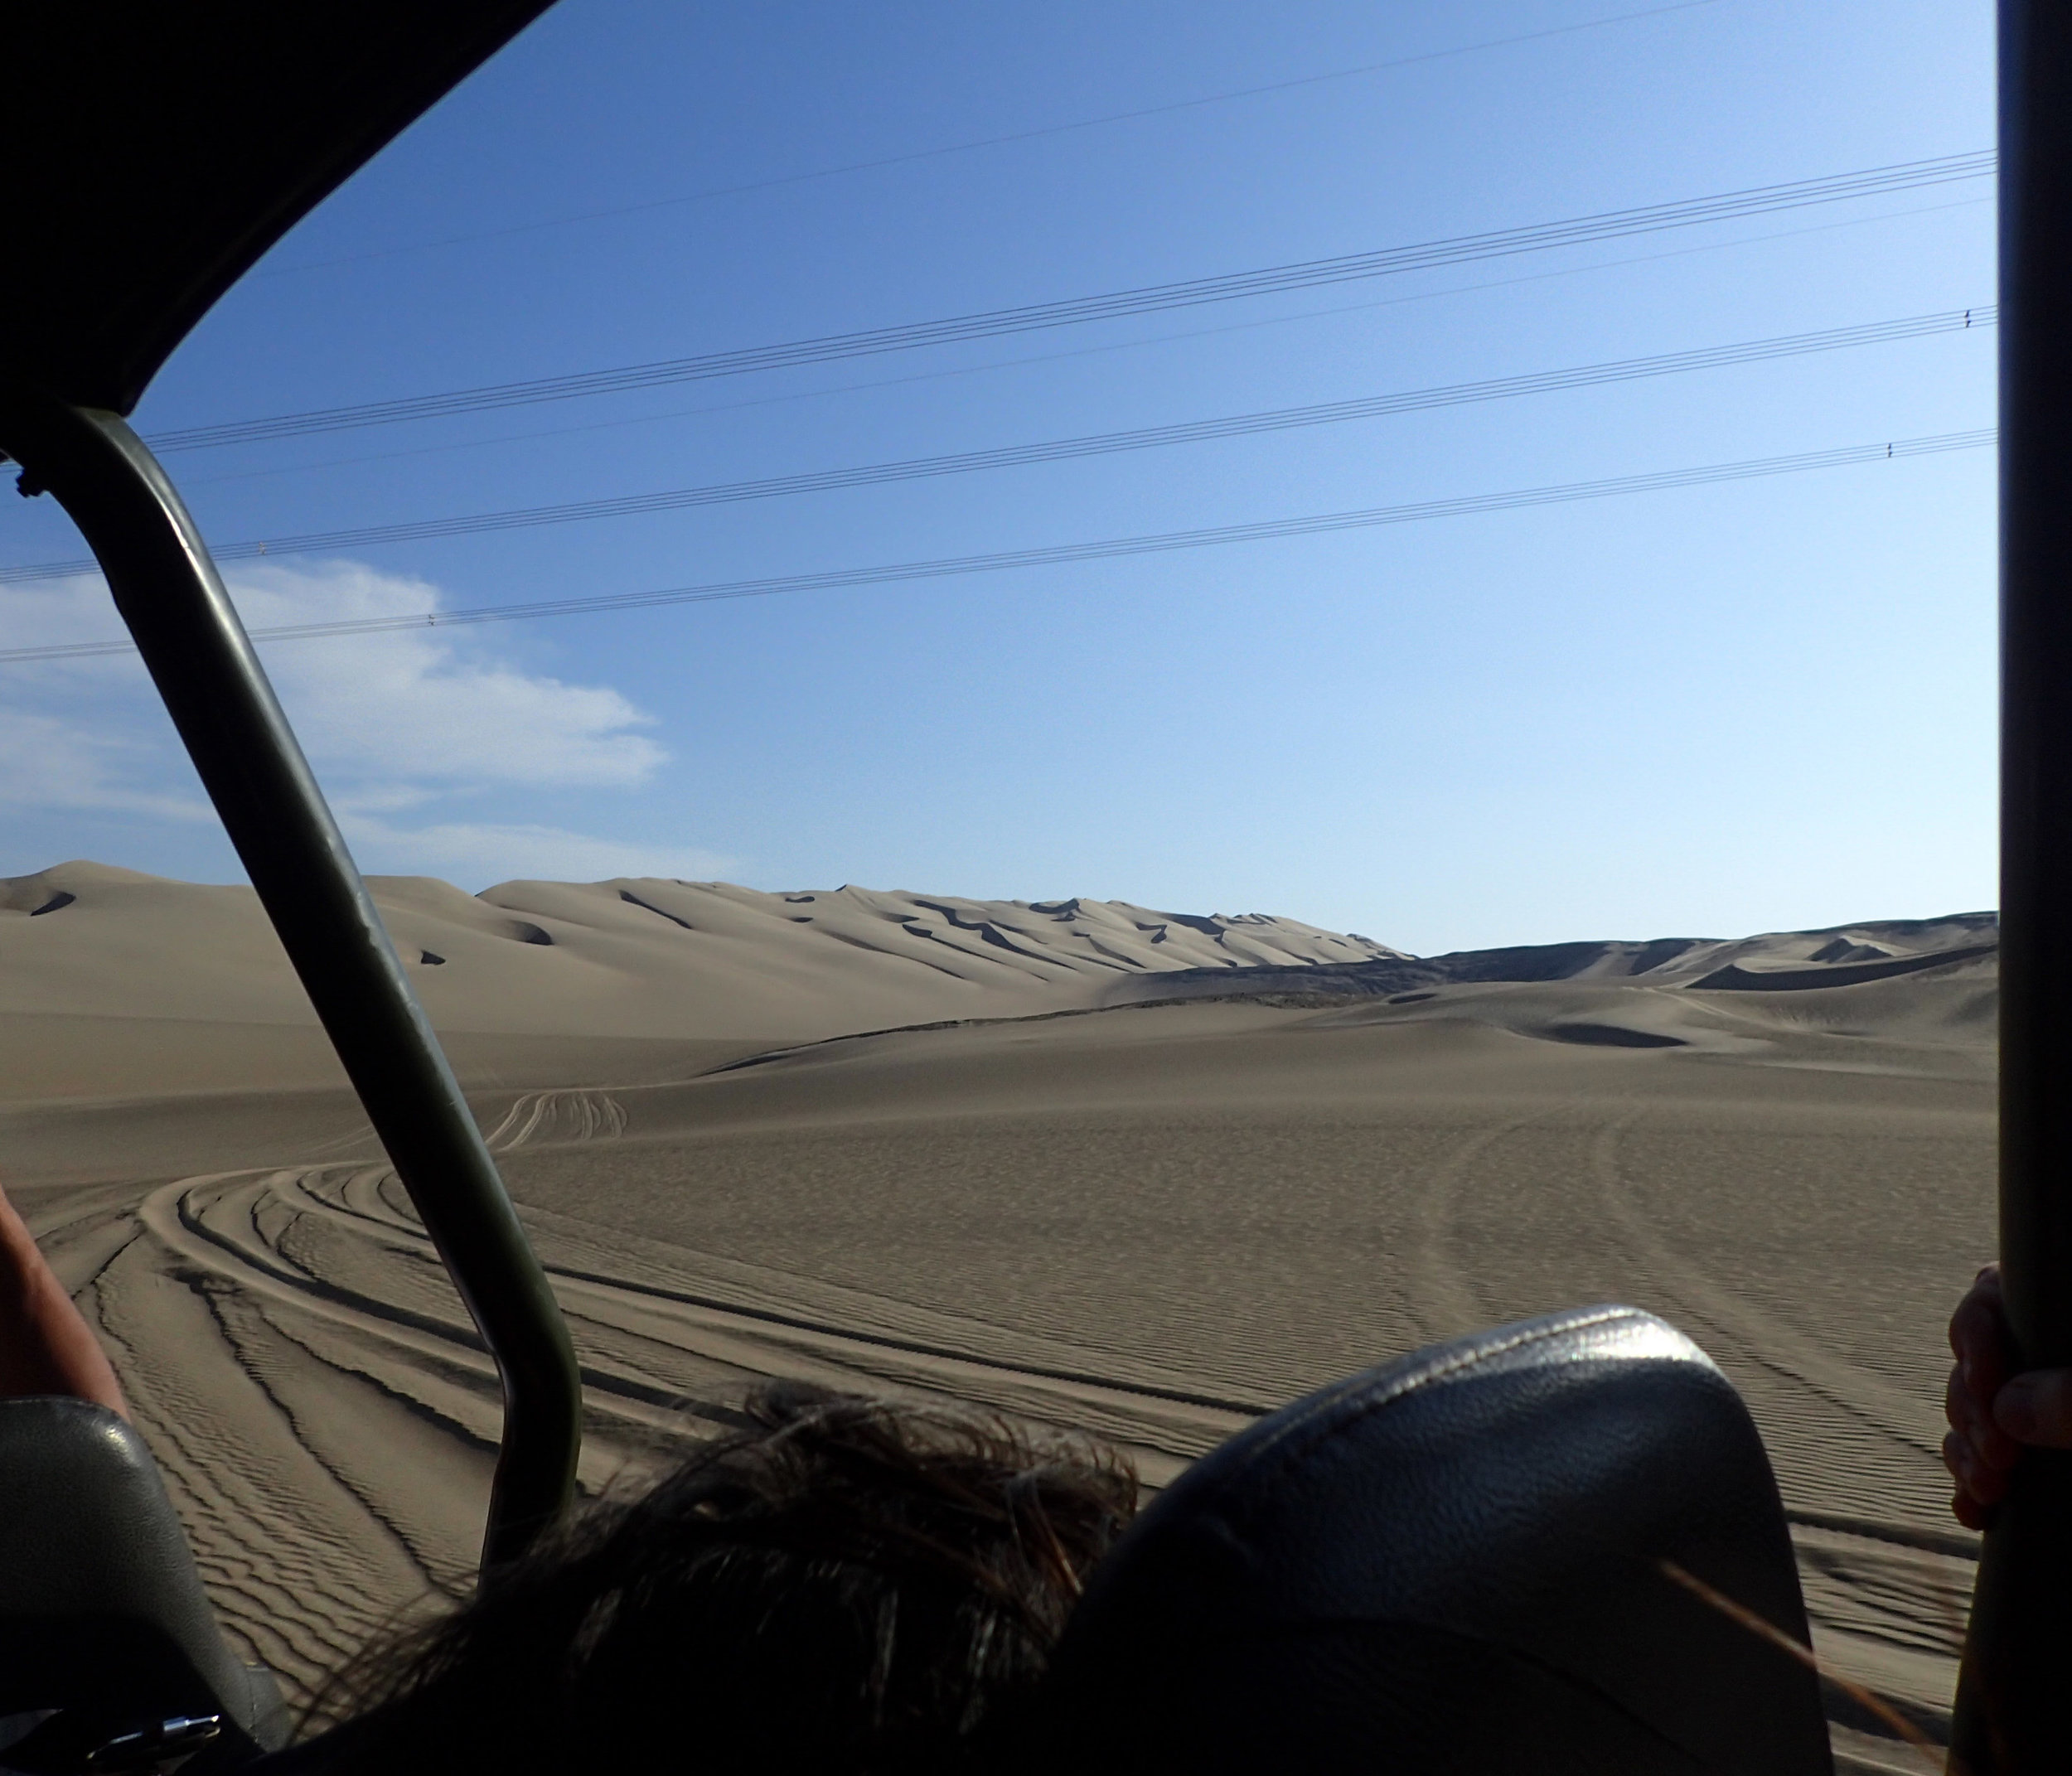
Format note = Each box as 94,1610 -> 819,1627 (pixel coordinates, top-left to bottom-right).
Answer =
0,862 -> 1998,1096
0,862 -> 1402,1048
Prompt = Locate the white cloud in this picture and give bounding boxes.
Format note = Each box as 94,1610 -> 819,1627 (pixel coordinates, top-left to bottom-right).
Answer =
0,709 -> 211,820
228,563 -> 664,790
0,574 -> 155,704
0,573 -> 134,660
0,560 -> 718,882
0,563 -> 665,790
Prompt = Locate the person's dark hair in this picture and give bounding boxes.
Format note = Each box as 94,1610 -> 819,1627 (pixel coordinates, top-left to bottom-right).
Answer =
301,1383 -> 1138,1774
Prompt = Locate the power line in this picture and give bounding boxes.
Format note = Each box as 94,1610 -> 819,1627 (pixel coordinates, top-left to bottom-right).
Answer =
70,307 -> 2013,575
7,307 -> 1995,583
182,196 -> 1993,492
142,150 -> 1994,455
1,429 -> 1992,664
259,1 -> 1734,278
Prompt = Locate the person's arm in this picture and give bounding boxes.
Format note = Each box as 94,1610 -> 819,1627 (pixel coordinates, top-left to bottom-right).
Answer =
0,1180 -> 128,1419
1944,1261 -> 2072,1527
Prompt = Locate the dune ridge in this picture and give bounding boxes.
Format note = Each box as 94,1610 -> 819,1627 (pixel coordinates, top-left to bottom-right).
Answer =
0,861 -> 1399,1049
0,859 -> 1996,1071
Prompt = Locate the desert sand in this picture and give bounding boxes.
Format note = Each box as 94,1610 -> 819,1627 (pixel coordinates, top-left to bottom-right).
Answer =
1,860 -> 1995,1760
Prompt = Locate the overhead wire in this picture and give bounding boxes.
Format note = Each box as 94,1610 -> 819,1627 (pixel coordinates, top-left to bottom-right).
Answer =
180,194 -> 1994,492
0,428 -> 1993,665
140,151 -> 1995,455
7,307 -> 1993,583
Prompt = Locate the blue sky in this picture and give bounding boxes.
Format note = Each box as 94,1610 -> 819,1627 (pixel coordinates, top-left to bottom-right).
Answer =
0,0 -> 1995,953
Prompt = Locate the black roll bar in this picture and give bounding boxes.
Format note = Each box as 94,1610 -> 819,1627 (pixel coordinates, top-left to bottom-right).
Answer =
1953,3 -> 2072,1769
0,385 -> 582,1573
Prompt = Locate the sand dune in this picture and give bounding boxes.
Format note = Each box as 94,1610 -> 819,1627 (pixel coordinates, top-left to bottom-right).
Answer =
0,863 -> 1399,1094
0,864 -> 1997,1755
0,859 -> 1993,1088
1106,907 -> 2001,1002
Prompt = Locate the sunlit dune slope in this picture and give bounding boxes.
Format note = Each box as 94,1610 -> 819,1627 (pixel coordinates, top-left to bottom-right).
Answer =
0,859 -> 1997,1101
0,862 -> 1406,1099
0,861 -> 1396,1042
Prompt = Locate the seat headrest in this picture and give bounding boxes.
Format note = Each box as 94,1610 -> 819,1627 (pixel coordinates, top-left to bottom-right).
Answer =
0,1398 -> 286,1763
1024,1305 -> 1831,1774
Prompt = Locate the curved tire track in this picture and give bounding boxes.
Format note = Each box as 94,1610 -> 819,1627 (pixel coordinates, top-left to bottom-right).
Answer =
481,1090 -> 628,1152
80,1161 -> 1272,1702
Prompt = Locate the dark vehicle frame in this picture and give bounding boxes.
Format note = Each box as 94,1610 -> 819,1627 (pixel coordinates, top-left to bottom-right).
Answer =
0,4 -> 2063,1770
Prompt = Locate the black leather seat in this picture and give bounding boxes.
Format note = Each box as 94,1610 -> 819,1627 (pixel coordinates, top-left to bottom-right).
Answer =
1022,1304 -> 1833,1774
0,1398 -> 287,1771
6,1309 -> 1834,1774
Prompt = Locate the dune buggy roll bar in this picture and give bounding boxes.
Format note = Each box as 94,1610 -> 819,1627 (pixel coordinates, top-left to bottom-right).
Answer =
1953,2 -> 2072,1769
0,385 -> 582,1573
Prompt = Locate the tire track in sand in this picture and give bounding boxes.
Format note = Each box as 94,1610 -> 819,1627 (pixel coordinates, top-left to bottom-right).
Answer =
80,1239 -> 423,1701
97,1159 -> 1273,1699
1407,1113 -> 1552,1343
1589,1115 -> 1967,1737
59,1130 -> 1973,1734
480,1090 -> 628,1152
1590,1118 -> 1943,1459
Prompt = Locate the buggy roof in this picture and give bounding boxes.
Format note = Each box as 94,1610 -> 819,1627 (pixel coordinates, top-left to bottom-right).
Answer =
2,2 -> 556,414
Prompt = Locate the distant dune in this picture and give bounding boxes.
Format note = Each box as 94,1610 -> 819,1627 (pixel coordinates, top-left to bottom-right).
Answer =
0,858 -> 1993,1082
0,861 -> 1397,1083
0,862 -> 1996,1754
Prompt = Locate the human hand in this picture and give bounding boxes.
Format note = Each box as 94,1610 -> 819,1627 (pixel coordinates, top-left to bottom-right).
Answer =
0,1178 -> 129,1419
1944,1261 -> 2072,1528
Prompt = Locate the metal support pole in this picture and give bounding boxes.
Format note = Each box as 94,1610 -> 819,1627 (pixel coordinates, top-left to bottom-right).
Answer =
1953,3 -> 2072,1768
0,386 -> 581,1573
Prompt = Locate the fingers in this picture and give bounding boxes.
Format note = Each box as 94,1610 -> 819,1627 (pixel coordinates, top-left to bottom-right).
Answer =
1946,1262 -> 2019,1522
1944,1261 -> 2072,1448
1993,1369 -> 2072,1449
1944,1365 -> 2072,1525
1944,1415 -> 2012,1516
1946,1265 -> 2023,1479
1947,1365 -> 2022,1472
1945,1359 -> 2014,1523
1949,1487 -> 1997,1533
1950,1264 -> 2009,1394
